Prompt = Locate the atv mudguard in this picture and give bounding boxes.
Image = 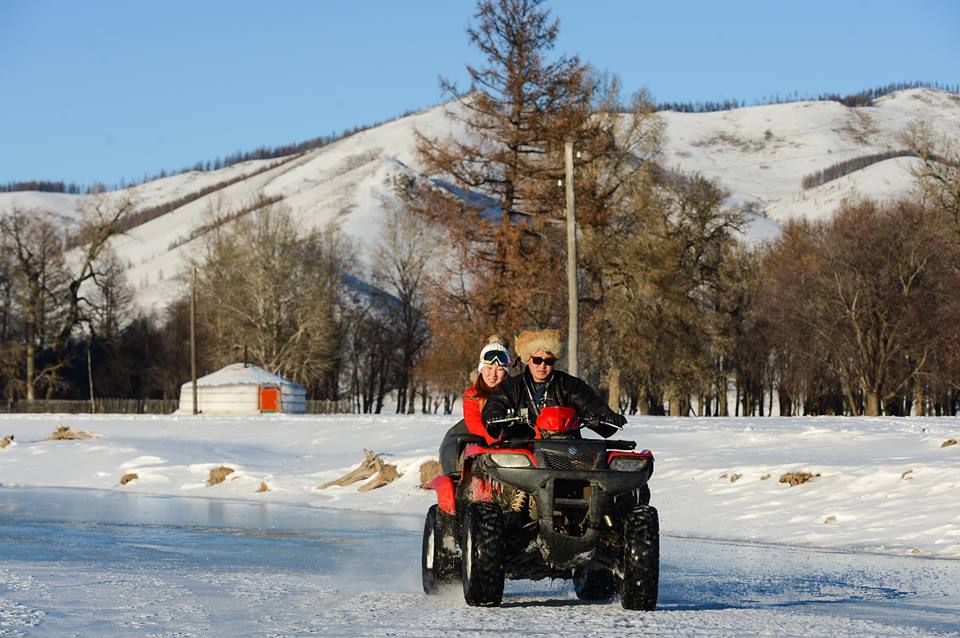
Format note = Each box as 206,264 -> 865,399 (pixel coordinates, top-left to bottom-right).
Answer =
425,475 -> 456,515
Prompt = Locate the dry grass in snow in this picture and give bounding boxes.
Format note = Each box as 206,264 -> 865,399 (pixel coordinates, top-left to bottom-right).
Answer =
207,466 -> 235,485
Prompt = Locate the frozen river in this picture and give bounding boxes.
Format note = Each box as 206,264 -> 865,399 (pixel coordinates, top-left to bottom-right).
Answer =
1,487 -> 957,637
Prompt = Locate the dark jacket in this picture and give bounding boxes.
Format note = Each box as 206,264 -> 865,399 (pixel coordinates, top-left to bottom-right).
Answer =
481,368 -> 624,439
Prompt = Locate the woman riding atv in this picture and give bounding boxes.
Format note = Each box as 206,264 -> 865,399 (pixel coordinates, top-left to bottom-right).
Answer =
438,335 -> 512,474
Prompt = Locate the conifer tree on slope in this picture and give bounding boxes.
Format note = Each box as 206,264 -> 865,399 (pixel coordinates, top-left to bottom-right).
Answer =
411,0 -> 588,336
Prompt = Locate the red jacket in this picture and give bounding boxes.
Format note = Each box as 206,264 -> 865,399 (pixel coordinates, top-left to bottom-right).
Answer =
463,386 -> 497,444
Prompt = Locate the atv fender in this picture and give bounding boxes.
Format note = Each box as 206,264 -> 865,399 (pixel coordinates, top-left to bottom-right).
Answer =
426,475 -> 456,515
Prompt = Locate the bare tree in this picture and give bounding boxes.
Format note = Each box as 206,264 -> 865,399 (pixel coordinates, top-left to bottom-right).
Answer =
53,196 -> 137,355
822,200 -> 958,415
86,248 -> 134,341
902,121 -> 960,231
756,199 -> 959,416
752,220 -> 844,416
0,194 -> 136,400
191,202 -> 343,388
371,207 -> 436,413
0,209 -> 69,399
565,80 -> 664,403
602,171 -> 744,415
0,248 -> 16,399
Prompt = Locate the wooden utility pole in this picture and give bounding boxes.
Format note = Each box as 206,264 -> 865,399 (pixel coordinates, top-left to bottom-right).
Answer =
87,339 -> 95,413
191,267 -> 198,415
565,141 -> 578,376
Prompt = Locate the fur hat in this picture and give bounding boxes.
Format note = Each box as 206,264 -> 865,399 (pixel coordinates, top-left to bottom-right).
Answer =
515,329 -> 564,363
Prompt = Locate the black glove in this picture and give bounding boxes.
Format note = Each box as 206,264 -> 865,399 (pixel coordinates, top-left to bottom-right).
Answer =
485,419 -> 503,440
605,412 -> 627,428
587,411 -> 625,438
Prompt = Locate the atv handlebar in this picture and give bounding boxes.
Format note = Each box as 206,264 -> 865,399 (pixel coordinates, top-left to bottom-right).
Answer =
485,414 -> 530,428
485,412 -> 624,440
484,413 -> 534,440
485,413 -> 623,428
587,415 -> 625,431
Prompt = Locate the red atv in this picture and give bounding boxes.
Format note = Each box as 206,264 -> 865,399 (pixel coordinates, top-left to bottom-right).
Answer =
422,406 -> 658,610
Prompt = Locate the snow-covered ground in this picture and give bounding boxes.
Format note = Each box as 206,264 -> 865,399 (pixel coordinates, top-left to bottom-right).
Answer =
1,413 -> 958,559
1,413 -> 959,636
3,487 -> 958,637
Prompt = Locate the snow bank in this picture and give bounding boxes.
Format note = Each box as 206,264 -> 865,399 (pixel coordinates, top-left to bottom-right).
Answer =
0,413 -> 957,559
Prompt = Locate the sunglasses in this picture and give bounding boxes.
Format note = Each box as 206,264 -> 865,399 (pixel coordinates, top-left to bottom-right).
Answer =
482,350 -> 510,366
529,356 -> 557,366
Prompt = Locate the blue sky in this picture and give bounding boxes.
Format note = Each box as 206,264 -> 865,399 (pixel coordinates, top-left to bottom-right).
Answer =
2,0 -> 958,187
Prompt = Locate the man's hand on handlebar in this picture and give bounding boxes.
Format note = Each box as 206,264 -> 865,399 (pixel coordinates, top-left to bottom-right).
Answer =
604,412 -> 627,428
484,413 -> 530,439
586,412 -> 626,438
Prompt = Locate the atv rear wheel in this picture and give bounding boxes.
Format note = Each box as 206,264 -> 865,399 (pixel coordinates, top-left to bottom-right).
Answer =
621,505 -> 659,611
461,502 -> 505,606
422,504 -> 459,594
573,567 -> 618,600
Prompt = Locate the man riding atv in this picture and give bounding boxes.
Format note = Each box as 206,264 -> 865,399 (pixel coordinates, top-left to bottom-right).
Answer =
481,329 -> 626,440
422,329 -> 659,610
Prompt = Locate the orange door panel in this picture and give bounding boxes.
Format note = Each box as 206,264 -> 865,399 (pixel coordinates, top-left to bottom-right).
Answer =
259,386 -> 280,412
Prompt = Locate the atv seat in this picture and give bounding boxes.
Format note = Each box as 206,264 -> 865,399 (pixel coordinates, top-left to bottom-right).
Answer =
439,421 -> 486,476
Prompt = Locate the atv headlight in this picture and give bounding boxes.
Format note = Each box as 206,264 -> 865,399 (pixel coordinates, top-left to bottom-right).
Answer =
609,456 -> 648,472
490,453 -> 532,468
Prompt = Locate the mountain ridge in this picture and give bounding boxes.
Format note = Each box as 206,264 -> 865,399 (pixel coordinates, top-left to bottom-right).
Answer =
2,87 -> 958,314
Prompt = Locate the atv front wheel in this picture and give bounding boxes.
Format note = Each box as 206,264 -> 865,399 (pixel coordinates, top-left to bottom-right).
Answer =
461,502 -> 505,606
422,504 -> 459,594
621,505 -> 659,611
573,567 -> 618,600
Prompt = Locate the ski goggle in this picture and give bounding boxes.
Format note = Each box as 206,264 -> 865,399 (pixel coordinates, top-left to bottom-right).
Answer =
481,350 -> 510,366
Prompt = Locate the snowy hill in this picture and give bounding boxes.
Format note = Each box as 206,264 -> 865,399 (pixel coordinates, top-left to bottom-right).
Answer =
2,88 -> 958,314
659,89 -> 960,226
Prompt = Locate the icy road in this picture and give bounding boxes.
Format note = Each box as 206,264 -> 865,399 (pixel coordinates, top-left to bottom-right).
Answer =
1,488 -> 957,637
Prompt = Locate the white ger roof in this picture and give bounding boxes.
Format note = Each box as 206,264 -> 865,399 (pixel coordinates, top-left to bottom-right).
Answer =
181,363 -> 306,391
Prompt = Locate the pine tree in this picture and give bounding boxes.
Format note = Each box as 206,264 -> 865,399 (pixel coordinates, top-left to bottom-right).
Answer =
409,0 -> 589,334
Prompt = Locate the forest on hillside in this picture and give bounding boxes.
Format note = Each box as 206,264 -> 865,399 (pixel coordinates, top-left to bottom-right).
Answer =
2,0 -> 959,418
